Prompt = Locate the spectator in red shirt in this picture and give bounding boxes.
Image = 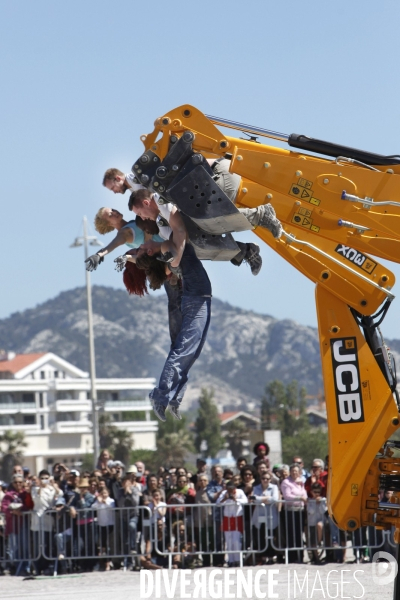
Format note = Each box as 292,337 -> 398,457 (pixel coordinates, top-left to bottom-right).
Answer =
305,459 -> 326,498
1,474 -> 33,574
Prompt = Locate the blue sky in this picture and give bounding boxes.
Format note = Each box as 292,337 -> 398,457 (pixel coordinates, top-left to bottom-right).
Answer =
2,1 -> 400,336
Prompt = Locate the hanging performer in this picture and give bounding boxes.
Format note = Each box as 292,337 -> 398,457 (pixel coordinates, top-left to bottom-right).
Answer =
116,235 -> 212,424
102,167 -> 267,275
85,207 -> 182,345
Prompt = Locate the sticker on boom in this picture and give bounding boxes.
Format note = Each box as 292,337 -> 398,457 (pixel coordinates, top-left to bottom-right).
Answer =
335,244 -> 377,274
331,337 -> 365,424
289,183 -> 321,206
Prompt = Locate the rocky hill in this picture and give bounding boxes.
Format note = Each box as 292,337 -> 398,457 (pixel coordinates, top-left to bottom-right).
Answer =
2,285 -> 397,412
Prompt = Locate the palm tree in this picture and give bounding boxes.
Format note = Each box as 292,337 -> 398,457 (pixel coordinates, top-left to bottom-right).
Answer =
113,429 -> 134,466
157,432 -> 194,467
98,413 -> 118,450
98,413 -> 133,465
0,431 -> 28,481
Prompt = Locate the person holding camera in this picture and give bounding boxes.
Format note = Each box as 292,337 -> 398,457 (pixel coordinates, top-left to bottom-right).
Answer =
216,482 -> 248,567
30,469 -> 62,575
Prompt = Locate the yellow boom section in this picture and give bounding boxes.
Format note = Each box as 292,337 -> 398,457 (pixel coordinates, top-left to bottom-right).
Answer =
140,104 -> 400,535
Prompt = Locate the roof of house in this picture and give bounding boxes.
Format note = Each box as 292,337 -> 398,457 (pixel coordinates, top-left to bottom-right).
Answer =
219,411 -> 260,425
0,353 -> 46,374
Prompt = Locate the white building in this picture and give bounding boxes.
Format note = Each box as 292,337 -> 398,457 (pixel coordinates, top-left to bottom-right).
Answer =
0,351 -> 157,473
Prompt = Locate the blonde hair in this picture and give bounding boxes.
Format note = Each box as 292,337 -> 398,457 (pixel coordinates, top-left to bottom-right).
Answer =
94,208 -> 114,235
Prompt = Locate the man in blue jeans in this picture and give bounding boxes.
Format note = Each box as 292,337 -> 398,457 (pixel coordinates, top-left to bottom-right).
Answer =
132,240 -> 212,423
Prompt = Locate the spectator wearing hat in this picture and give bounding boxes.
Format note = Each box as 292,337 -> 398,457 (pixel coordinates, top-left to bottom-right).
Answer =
74,478 -> 96,571
253,442 -> 270,470
116,474 -> 142,556
270,464 -> 282,486
1,474 -> 33,574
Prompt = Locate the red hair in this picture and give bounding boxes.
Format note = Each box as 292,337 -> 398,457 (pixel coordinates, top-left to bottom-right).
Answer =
122,261 -> 148,297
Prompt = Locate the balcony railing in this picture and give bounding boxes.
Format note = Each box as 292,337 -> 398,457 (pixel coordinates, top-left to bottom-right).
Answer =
0,402 -> 36,413
113,420 -> 158,433
0,423 -> 39,431
56,399 -> 92,412
103,399 -> 150,411
51,421 -> 92,433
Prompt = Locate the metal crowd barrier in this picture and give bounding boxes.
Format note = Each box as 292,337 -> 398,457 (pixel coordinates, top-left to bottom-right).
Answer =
0,511 -> 40,575
0,499 -> 395,574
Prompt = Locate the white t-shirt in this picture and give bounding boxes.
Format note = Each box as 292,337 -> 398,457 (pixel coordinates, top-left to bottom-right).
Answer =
125,172 -> 146,193
93,497 -> 116,526
149,500 -> 167,524
153,193 -> 173,240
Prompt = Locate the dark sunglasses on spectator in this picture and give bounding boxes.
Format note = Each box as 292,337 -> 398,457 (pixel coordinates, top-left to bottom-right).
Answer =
244,472 -> 252,477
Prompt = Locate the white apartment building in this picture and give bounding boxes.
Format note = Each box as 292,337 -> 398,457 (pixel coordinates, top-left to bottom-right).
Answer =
0,351 -> 157,473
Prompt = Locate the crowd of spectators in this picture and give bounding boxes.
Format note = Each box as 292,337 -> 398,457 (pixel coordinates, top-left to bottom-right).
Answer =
0,444 -> 392,575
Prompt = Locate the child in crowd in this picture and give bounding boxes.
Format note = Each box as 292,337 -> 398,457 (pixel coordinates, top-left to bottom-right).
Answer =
307,483 -> 327,564
252,442 -> 270,470
93,487 -> 115,571
216,482 -> 248,567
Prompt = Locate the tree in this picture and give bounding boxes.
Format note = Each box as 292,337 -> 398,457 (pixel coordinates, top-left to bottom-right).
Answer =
225,419 -> 250,459
260,379 -> 328,467
157,411 -> 190,441
282,429 -> 328,467
113,429 -> 134,466
194,388 -> 224,458
261,380 -> 308,436
98,413 -> 133,465
99,413 -> 118,450
0,431 -> 28,482
157,432 -> 195,467
130,449 -> 159,473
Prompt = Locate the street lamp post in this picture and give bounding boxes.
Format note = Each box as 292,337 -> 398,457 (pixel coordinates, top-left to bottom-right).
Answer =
70,216 -> 102,469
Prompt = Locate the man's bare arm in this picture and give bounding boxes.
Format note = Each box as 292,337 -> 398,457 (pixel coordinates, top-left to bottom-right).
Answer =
167,207 -> 187,267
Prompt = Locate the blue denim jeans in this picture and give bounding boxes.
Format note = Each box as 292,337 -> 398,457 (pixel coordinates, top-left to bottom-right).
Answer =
164,279 -> 183,346
150,296 -> 211,407
129,516 -> 139,551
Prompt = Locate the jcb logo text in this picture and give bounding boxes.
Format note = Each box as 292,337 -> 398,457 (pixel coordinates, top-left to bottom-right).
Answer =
331,337 -> 365,424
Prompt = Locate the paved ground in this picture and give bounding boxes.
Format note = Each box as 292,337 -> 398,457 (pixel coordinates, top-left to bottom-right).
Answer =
0,563 -> 396,600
